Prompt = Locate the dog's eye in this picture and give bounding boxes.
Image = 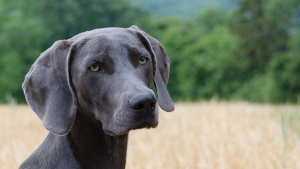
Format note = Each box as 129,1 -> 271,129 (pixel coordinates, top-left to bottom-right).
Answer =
140,56 -> 148,64
89,63 -> 101,71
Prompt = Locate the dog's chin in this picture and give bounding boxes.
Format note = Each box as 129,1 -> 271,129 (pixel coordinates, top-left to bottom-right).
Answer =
104,129 -> 129,136
104,121 -> 158,136
133,121 -> 158,130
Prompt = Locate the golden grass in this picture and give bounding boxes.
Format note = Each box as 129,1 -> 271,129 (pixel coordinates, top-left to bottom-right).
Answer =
1,102 -> 300,169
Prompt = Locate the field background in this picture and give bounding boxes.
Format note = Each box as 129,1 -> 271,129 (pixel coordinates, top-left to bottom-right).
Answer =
1,0 -> 299,168
1,102 -> 300,169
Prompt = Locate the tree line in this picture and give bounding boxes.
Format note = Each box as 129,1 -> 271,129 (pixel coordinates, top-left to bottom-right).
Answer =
0,0 -> 299,103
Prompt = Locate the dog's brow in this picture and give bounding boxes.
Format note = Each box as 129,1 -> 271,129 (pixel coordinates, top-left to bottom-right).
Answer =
84,54 -> 105,66
127,47 -> 150,69
83,54 -> 115,74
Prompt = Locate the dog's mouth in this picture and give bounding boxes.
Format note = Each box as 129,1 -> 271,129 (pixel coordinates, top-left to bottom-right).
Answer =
104,129 -> 129,136
104,130 -> 118,136
133,122 -> 152,130
104,121 -> 158,136
133,120 -> 159,130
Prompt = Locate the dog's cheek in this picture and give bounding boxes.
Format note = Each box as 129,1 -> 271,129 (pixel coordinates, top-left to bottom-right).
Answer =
106,95 -> 133,130
138,61 -> 153,88
92,89 -> 118,126
74,78 -> 95,109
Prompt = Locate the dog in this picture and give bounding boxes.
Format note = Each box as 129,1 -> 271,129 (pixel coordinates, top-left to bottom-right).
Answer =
20,25 -> 174,169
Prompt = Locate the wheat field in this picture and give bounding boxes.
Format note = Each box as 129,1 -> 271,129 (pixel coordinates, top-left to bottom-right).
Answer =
1,102 -> 300,169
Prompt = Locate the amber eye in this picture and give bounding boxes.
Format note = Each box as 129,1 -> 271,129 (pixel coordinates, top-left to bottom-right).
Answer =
89,63 -> 100,71
140,56 -> 148,64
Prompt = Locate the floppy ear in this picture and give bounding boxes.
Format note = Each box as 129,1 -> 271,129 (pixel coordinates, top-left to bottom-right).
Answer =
129,25 -> 174,112
22,40 -> 77,135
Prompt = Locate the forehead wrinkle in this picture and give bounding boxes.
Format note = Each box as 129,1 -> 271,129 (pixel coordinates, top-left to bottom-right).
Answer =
82,35 -> 114,63
86,35 -> 113,55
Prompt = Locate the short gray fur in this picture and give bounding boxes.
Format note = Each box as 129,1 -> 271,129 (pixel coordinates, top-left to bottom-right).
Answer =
20,26 -> 174,169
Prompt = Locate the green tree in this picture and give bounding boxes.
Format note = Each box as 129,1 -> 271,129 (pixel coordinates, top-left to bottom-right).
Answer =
148,17 -> 195,100
0,2 -> 45,102
194,8 -> 234,31
177,25 -> 242,100
30,0 -> 150,47
231,0 -> 300,103
151,10 -> 243,101
233,0 -> 297,74
268,31 -> 300,103
0,0 -> 150,103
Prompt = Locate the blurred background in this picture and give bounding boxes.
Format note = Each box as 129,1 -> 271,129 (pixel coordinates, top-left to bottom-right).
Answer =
0,0 -> 299,104
1,0 -> 300,168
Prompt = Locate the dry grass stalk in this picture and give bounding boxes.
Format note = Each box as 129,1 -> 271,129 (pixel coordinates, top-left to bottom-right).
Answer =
0,102 -> 299,169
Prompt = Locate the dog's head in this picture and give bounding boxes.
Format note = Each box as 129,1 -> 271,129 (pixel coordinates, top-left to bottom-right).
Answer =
22,26 -> 174,136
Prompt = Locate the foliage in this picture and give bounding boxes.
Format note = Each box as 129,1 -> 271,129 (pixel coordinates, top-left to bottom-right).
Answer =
0,0 -> 299,104
0,0 -> 150,102
0,2 -> 45,102
233,0 -> 294,73
231,0 -> 300,103
29,0 -> 150,47
129,0 -> 235,19
268,32 -> 300,103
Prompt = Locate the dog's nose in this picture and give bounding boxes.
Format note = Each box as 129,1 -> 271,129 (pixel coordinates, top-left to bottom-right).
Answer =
129,92 -> 156,113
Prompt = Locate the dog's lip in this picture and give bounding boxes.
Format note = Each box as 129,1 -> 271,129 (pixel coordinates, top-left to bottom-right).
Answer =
103,129 -> 116,136
133,122 -> 151,130
104,120 -> 158,136
104,129 -> 129,136
133,120 -> 158,130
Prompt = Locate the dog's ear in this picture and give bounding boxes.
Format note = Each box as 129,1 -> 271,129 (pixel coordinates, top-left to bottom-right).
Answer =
22,40 -> 77,136
129,26 -> 174,112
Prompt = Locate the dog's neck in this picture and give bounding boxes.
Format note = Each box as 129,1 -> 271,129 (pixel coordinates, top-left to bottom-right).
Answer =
68,110 -> 129,169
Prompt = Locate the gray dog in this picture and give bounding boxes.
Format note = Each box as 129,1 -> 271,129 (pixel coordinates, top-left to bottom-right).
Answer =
20,26 -> 174,169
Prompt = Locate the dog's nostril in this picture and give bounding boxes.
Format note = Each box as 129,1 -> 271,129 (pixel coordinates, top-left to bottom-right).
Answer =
150,101 -> 156,109
134,104 -> 145,111
129,92 -> 156,112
